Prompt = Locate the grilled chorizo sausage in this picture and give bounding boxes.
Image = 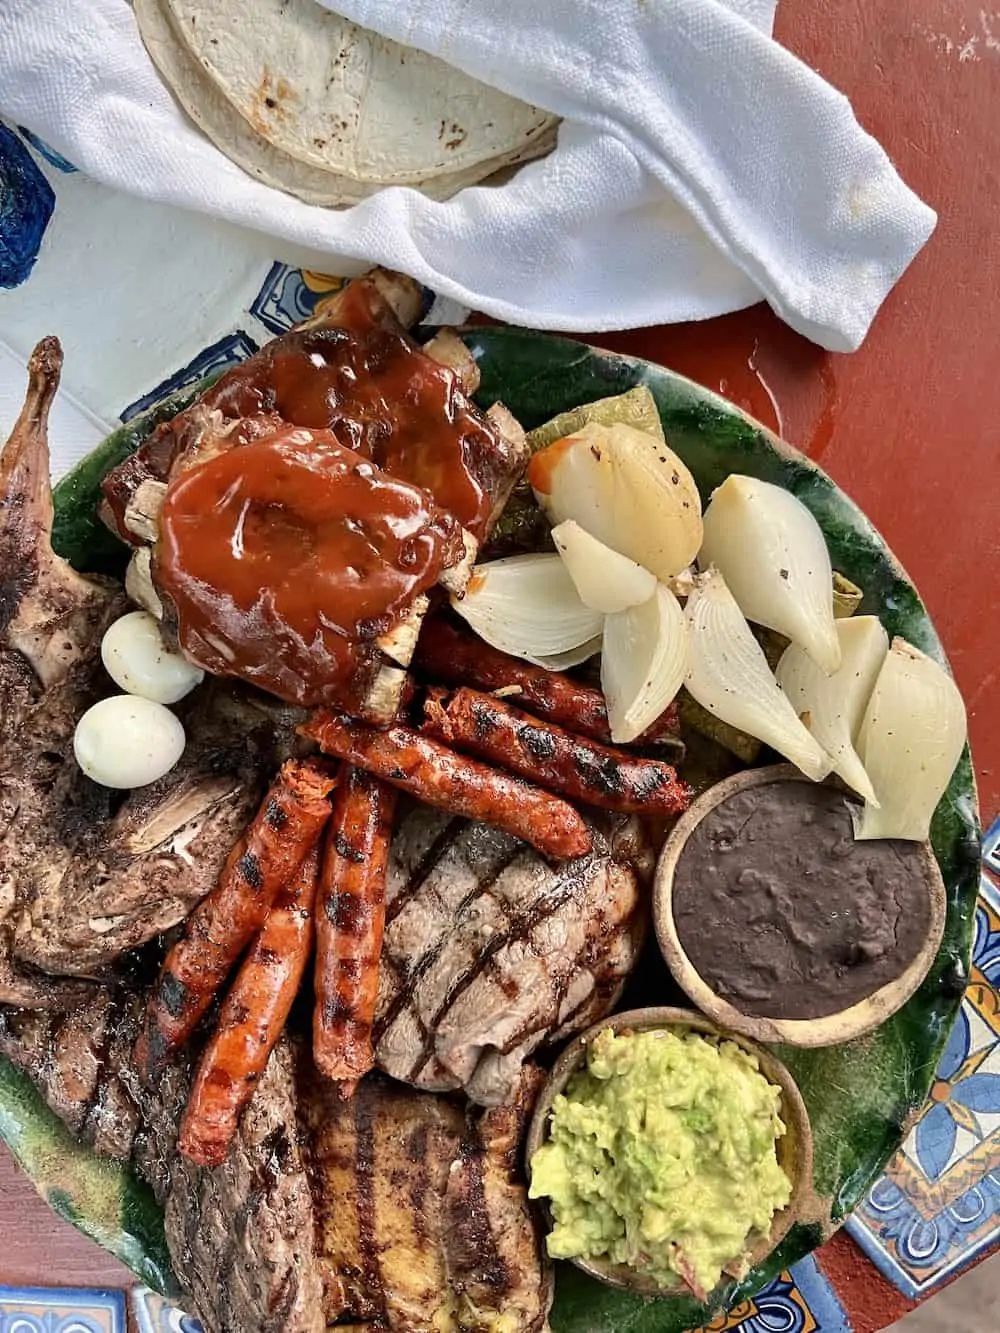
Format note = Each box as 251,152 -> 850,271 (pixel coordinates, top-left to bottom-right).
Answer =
314,768 -> 397,1090
412,617 -> 681,746
136,757 -> 335,1080
178,846 -> 320,1166
422,687 -> 691,817
299,712 -> 592,861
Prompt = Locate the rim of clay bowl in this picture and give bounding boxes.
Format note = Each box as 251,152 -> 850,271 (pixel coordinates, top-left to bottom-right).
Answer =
523,1005 -> 814,1298
653,765 -> 947,1048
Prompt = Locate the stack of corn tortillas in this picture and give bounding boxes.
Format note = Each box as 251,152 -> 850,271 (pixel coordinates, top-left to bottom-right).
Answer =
134,0 -> 558,206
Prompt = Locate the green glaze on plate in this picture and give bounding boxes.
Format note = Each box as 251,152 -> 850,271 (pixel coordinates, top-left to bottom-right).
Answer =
1,327 -> 979,1330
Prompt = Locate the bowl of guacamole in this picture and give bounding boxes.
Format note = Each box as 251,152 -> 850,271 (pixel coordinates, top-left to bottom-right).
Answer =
525,1007 -> 813,1302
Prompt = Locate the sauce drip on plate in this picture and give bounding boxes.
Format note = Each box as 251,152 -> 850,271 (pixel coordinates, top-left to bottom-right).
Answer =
157,427 -> 464,707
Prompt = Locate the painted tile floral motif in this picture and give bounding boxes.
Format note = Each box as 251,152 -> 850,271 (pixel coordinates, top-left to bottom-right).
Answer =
848,870 -> 1000,1297
0,1286 -> 125,1333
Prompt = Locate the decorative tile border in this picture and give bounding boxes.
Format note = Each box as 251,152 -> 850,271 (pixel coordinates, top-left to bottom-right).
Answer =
691,1256 -> 853,1331
0,125 -> 55,289
129,1287 -> 202,1333
846,868 -> 1000,1297
16,128 -> 78,174
248,262 -> 346,336
119,331 -> 260,422
0,1286 -> 125,1332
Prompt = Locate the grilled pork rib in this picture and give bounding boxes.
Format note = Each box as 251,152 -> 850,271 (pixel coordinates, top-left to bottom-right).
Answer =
97,269 -> 528,721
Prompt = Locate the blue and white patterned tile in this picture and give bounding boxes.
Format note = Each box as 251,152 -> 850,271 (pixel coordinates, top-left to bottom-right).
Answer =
846,865 -> 1000,1298
15,128 -> 78,175
983,815 -> 1000,882
247,260 -> 466,338
692,1256 -> 853,1331
119,331 -> 260,422
0,124 -> 55,290
0,1285 -> 125,1332
0,117 -> 281,442
247,261 -> 348,336
129,1288 -> 202,1333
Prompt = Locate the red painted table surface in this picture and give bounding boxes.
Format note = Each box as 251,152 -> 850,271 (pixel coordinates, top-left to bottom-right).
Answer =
0,0 -> 995,1326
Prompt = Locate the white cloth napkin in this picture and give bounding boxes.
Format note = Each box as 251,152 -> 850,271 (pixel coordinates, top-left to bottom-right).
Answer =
0,0 -> 934,350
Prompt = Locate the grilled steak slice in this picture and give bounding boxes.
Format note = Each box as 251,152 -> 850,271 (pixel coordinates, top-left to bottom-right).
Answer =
442,1067 -> 553,1329
300,1065 -> 552,1332
126,1040 -> 325,1333
0,991 -> 325,1333
375,804 -> 650,1105
0,987 -> 141,1159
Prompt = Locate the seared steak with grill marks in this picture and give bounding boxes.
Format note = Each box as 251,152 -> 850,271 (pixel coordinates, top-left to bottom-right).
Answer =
127,1040 -> 326,1333
0,992 -> 325,1333
375,804 -> 650,1105
301,1064 -> 552,1332
0,987 -> 552,1333
0,986 -> 142,1159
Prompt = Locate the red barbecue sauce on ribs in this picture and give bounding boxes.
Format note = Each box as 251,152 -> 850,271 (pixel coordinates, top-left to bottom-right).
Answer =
202,322 -> 494,537
157,426 -> 464,707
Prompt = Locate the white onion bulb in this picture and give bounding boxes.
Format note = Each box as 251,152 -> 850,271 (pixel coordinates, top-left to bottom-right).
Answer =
102,611 -> 203,704
854,638 -> 967,841
776,616 -> 888,804
528,422 -> 703,580
551,520 -> 657,613
450,554 -> 604,663
602,584 -> 688,743
74,695 -> 186,789
699,475 -> 841,673
684,568 -> 832,781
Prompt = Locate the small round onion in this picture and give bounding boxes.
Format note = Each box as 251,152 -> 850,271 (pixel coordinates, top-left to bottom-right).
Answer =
101,610 -> 203,704
74,695 -> 186,789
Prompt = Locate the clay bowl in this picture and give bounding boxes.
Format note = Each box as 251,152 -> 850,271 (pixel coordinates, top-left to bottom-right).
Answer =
653,765 -> 948,1048
524,1006 -> 813,1299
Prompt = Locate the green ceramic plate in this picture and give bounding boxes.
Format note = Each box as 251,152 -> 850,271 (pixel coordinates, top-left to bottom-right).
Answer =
2,327 -> 980,1331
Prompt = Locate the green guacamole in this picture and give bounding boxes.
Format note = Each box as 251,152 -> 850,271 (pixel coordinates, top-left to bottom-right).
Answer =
529,1027 -> 792,1297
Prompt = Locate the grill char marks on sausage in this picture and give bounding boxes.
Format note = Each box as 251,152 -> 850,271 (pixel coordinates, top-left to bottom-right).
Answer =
179,845 -> 321,1167
300,711 -> 593,862
137,758 -> 335,1081
413,616 -> 683,750
422,684 -> 692,817
314,768 -> 397,1091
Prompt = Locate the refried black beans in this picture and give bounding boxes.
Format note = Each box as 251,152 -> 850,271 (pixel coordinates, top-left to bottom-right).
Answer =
671,780 -> 933,1020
